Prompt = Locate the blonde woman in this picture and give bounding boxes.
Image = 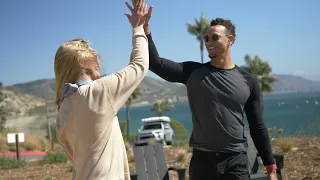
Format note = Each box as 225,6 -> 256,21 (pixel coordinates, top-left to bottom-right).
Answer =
53,0 -> 150,179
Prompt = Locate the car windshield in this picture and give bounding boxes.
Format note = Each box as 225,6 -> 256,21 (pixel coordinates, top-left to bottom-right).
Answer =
142,123 -> 162,130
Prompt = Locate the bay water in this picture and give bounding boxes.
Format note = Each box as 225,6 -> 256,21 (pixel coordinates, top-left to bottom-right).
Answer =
117,91 -> 320,136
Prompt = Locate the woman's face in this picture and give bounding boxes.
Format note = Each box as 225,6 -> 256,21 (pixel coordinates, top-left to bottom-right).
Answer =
82,60 -> 101,80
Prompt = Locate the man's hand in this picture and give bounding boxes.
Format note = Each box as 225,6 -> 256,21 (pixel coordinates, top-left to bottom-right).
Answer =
267,170 -> 278,180
125,0 -> 147,28
143,5 -> 153,35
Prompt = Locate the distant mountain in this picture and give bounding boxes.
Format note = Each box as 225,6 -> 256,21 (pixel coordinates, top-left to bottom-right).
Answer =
5,74 -> 320,104
5,77 -> 184,103
6,79 -> 56,99
271,74 -> 320,92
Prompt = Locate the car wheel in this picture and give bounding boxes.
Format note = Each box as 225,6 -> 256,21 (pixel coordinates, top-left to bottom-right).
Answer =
167,135 -> 174,146
162,135 -> 167,146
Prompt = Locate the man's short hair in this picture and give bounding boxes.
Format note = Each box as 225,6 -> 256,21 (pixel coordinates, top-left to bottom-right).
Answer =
210,18 -> 236,42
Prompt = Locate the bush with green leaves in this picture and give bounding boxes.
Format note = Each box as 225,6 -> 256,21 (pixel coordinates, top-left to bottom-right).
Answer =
44,152 -> 68,163
119,121 -> 135,143
170,119 -> 189,145
0,157 -> 27,169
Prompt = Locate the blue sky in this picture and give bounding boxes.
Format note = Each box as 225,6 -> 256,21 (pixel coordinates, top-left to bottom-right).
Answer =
0,0 -> 319,86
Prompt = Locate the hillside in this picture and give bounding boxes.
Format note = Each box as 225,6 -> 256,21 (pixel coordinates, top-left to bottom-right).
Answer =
5,79 -> 56,99
272,74 -> 320,92
0,88 -> 45,117
5,77 -> 184,103
5,74 -> 320,104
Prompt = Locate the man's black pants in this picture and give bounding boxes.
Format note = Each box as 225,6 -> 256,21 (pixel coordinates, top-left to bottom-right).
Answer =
189,149 -> 251,180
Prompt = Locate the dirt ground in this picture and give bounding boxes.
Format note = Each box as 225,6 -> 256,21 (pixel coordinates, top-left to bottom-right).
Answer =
0,137 -> 319,180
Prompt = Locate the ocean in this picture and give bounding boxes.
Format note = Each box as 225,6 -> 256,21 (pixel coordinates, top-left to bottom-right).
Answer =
117,91 -> 320,136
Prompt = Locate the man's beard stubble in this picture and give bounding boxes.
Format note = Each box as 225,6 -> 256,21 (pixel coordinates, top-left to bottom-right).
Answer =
209,52 -> 216,59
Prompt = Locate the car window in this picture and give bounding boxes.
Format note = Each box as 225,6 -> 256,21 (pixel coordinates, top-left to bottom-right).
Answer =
142,124 -> 162,130
164,123 -> 171,129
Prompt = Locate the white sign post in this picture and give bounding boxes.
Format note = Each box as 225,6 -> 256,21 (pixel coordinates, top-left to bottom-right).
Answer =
7,133 -> 24,143
7,133 -> 24,160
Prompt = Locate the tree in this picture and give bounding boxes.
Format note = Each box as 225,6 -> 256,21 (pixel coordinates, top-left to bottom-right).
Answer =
169,119 -> 188,142
0,82 -> 3,88
241,55 -> 278,110
126,88 -> 142,140
45,122 -> 58,144
151,99 -> 174,116
186,13 -> 210,64
0,116 -> 6,132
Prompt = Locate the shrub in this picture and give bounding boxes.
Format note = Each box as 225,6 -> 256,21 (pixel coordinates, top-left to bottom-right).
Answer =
20,134 -> 45,151
119,121 -> 135,143
0,157 -> 27,169
0,117 -> 6,132
175,153 -> 185,163
0,136 -> 8,152
66,165 -> 73,172
44,122 -> 58,144
43,176 -> 52,180
170,119 -> 189,144
44,152 -> 68,163
280,142 -> 293,153
119,121 -> 127,134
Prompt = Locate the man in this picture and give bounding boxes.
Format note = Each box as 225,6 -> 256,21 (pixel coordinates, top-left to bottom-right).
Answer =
143,8 -> 278,180
54,0 -> 149,179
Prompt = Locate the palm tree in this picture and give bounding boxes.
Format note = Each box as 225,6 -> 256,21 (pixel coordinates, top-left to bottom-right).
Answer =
126,88 -> 142,140
186,13 -> 210,64
151,99 -> 174,116
241,55 -> 278,110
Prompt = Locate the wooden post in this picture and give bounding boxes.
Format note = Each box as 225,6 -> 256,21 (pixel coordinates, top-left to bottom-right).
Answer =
15,134 -> 20,160
51,140 -> 54,152
46,101 -> 53,151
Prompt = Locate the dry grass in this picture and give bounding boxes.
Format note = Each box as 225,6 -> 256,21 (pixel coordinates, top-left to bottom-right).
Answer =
0,160 -> 73,180
272,137 -> 320,180
0,137 -> 320,180
275,139 -> 293,153
0,132 -> 49,152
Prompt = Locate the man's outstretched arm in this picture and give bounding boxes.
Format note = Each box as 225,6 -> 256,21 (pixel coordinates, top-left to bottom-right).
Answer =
145,26 -> 200,84
244,78 -> 277,173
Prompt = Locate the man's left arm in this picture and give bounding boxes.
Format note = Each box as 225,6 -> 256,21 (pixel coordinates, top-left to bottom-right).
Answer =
244,78 -> 277,174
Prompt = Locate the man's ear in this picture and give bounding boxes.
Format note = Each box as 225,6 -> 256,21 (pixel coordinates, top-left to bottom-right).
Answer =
228,35 -> 235,45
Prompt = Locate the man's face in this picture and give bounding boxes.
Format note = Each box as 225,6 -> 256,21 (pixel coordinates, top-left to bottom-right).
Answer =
204,25 -> 234,59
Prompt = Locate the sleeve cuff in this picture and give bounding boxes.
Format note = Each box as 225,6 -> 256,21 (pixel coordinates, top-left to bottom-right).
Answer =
146,33 -> 152,39
132,26 -> 145,36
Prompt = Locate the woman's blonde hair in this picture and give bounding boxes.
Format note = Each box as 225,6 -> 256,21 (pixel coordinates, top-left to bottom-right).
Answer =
54,38 -> 102,107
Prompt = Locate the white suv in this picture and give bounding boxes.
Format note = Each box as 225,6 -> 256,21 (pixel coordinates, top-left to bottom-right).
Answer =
134,116 -> 175,146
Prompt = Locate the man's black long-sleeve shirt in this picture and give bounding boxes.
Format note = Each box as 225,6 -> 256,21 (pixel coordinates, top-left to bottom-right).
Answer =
146,33 -> 275,166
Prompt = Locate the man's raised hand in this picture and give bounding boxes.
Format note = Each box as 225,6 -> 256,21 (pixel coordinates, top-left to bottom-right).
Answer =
143,5 -> 153,35
144,5 -> 153,26
125,0 -> 147,28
